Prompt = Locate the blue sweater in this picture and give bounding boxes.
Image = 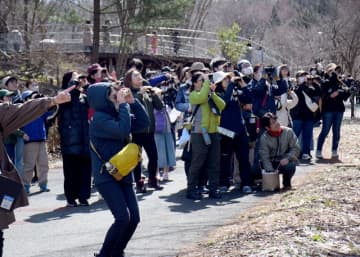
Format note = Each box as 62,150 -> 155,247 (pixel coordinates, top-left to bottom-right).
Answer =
22,112 -> 50,142
87,84 -> 149,185
249,78 -> 276,118
219,82 -> 252,134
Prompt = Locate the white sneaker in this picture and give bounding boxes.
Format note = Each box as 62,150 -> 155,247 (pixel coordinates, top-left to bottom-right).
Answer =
315,150 -> 323,159
242,186 -> 252,194
162,172 -> 169,181
332,150 -> 339,158
301,154 -> 312,160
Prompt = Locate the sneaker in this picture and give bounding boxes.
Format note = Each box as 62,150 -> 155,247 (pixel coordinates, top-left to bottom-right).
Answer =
301,154 -> 312,160
136,180 -> 147,193
186,191 -> 202,200
39,185 -> 50,192
332,150 -> 339,158
315,150 -> 323,159
218,186 -> 228,193
162,172 -> 169,181
209,190 -> 222,199
24,185 -> 30,194
66,200 -> 77,207
242,186 -> 253,194
148,178 -> 164,190
79,200 -> 90,206
197,186 -> 209,194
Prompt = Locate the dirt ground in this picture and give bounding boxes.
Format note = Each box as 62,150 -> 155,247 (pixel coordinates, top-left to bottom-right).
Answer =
178,121 -> 360,257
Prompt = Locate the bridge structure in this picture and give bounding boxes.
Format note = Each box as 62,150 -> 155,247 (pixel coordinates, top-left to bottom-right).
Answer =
2,24 -> 294,70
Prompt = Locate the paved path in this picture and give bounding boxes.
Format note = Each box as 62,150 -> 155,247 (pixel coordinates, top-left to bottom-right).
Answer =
4,158 -> 323,257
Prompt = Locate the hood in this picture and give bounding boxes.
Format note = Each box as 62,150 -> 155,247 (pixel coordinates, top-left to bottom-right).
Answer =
87,83 -> 116,113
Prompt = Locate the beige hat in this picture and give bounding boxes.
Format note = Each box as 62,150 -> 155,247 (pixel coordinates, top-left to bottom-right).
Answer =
190,62 -> 207,72
325,63 -> 337,74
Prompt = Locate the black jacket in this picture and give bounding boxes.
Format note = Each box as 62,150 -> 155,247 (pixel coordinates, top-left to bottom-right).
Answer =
58,89 -> 90,156
321,74 -> 350,113
131,88 -> 163,134
291,83 -> 321,121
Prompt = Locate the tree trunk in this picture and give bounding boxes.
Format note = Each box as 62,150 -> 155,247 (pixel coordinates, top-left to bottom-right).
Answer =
23,0 -> 31,67
91,0 -> 100,63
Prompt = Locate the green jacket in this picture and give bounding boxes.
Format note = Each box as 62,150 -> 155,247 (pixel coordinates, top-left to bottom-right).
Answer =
189,80 -> 226,133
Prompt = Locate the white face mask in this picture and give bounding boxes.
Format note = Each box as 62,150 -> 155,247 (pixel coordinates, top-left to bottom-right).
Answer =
311,70 -> 317,76
161,86 -> 167,92
298,76 -> 305,84
31,85 -> 39,91
242,66 -> 253,75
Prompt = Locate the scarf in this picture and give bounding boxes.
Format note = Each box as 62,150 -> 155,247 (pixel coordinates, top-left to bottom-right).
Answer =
267,127 -> 283,137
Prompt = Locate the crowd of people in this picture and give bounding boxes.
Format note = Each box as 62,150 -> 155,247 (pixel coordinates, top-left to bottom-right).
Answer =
0,56 -> 353,257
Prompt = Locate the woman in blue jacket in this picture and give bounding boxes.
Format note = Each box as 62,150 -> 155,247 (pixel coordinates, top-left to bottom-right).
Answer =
215,71 -> 253,193
88,83 -> 149,257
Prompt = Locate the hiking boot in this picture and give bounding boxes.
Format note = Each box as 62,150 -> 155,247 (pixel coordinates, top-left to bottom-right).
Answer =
209,190 -> 222,199
186,191 -> 202,200
136,180 -> 147,193
148,178 -> 163,190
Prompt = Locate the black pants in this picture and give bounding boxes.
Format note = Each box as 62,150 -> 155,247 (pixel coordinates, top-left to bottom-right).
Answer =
97,181 -> 139,257
0,230 -> 3,257
132,133 -> 158,182
220,133 -> 252,187
272,161 -> 296,187
62,154 -> 92,203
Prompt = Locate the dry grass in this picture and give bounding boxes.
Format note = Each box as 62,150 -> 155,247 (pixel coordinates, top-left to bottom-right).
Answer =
178,121 -> 360,257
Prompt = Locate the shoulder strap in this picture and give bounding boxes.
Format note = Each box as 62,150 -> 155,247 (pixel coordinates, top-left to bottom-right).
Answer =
190,105 -> 200,123
90,141 -> 105,163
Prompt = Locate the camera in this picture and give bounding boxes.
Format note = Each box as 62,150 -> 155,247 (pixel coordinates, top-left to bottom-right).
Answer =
263,66 -> 276,83
69,80 -> 80,87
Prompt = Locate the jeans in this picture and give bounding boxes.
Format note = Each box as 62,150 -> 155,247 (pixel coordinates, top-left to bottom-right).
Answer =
317,112 -> 344,153
97,181 -> 140,257
15,137 -> 24,177
292,119 -> 314,155
220,133 -> 252,187
63,154 -> 92,202
5,144 -> 15,164
132,133 -> 158,182
272,161 -> 296,187
0,230 -> 3,257
187,133 -> 220,193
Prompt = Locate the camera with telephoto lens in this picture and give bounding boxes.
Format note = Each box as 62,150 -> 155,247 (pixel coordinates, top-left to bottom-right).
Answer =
263,66 -> 276,82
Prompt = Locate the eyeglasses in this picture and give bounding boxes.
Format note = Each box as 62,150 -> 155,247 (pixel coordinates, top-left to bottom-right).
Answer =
197,79 -> 205,83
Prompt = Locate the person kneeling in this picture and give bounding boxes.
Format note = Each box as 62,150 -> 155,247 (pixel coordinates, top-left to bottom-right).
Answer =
259,112 -> 300,190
